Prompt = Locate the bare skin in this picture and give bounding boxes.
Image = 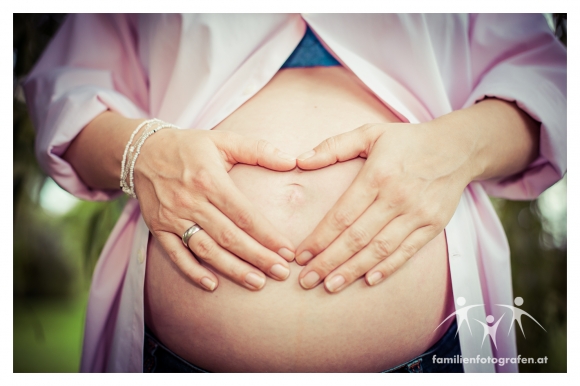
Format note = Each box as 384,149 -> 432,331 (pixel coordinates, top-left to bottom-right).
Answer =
64,66 -> 538,371
294,98 -> 540,292
64,67 -> 539,293
64,112 -> 299,291
144,67 -> 453,372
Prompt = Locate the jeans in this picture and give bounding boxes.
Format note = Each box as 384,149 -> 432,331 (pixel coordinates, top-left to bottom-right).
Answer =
143,319 -> 463,373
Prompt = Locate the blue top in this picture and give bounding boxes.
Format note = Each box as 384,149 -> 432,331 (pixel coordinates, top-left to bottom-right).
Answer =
280,25 -> 341,68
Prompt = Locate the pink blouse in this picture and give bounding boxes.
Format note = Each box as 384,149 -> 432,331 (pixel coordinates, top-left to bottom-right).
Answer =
23,14 -> 566,372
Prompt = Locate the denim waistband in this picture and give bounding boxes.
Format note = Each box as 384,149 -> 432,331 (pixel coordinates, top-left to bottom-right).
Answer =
382,319 -> 463,373
143,319 -> 463,373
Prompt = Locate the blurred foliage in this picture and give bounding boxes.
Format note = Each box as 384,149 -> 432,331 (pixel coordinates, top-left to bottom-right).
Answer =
14,14 -> 127,298
14,14 -> 127,372
13,13 -> 567,373
491,186 -> 567,372
14,296 -> 87,372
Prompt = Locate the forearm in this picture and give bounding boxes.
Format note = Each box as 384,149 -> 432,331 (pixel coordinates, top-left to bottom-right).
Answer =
63,111 -> 146,190
428,98 -> 541,183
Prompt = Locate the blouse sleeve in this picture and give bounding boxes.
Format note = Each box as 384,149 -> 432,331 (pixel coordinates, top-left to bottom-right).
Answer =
23,14 -> 149,201
462,13 -> 566,200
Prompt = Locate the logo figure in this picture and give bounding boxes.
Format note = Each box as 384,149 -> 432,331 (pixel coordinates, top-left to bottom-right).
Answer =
496,297 -> 546,338
475,314 -> 505,349
435,297 -> 482,336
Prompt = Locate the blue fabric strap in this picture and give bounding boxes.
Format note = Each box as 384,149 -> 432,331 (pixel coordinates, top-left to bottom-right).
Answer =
281,25 -> 341,68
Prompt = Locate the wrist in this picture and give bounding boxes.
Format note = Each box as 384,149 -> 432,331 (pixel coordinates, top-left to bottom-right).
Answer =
133,126 -> 180,180
419,118 -> 481,187
429,99 -> 541,183
63,112 -> 148,191
123,119 -> 180,198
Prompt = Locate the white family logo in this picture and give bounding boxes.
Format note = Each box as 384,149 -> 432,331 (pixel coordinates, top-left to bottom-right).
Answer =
435,297 -> 546,349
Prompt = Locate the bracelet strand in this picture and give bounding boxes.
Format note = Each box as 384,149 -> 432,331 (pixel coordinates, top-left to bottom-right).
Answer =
120,118 -> 160,195
127,121 -> 179,199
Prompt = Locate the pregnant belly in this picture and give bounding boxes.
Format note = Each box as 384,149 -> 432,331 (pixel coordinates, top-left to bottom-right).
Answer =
144,67 -> 454,372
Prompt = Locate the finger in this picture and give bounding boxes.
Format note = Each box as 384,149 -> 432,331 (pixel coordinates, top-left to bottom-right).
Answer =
156,231 -> 219,292
295,169 -> 378,265
296,125 -> 380,170
296,200 -> 397,289
186,226 -> 270,291
321,215 -> 420,293
365,226 -> 439,287
297,198 -> 400,272
191,203 -> 291,280
221,132 -> 297,171
206,170 -> 296,261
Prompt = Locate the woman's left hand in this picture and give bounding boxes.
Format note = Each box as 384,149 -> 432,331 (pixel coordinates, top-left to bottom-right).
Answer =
294,122 -> 474,293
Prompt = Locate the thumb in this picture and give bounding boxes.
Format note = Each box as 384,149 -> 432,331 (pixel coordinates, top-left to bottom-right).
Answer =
296,126 -> 377,170
225,135 -> 297,171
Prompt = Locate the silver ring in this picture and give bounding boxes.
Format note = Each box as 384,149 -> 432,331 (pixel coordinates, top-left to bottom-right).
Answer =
182,223 -> 203,247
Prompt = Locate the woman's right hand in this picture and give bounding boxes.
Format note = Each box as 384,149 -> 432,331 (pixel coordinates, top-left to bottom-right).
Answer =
133,127 -> 298,292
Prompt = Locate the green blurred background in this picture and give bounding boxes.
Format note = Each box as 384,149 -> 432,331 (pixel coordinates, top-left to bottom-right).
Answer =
13,14 -> 567,373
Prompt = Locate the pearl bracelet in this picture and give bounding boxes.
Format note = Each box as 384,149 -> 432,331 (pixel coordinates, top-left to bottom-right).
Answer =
127,121 -> 178,199
120,118 -> 160,196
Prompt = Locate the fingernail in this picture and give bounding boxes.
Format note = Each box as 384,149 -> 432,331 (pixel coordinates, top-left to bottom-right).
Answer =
270,264 -> 290,280
325,275 -> 346,293
200,277 -> 216,291
300,271 -> 320,289
278,247 -> 295,261
297,251 -> 313,264
245,272 -> 266,289
368,271 -> 383,286
277,150 -> 296,161
297,150 -> 315,161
